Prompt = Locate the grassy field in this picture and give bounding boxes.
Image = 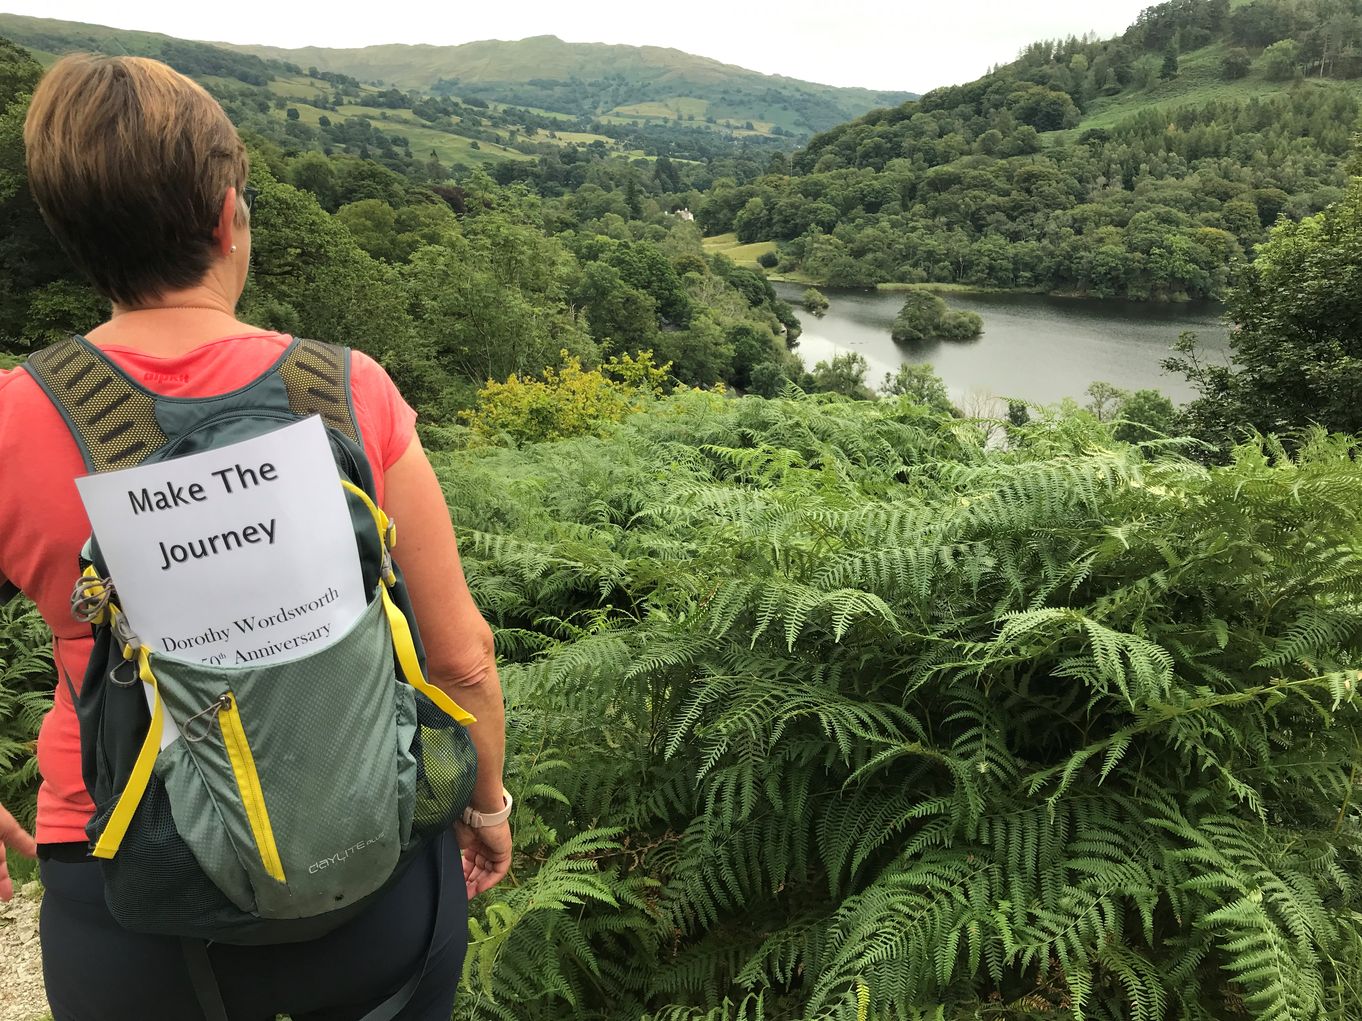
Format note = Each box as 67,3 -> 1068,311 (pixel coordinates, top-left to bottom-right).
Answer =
277,101 -> 531,166
551,130 -> 617,145
702,232 -> 779,268
611,96 -> 711,120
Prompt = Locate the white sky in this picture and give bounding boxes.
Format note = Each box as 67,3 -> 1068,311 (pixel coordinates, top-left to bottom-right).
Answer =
7,0 -> 1157,92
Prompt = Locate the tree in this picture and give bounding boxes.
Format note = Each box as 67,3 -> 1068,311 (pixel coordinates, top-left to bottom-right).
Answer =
733,197 -> 767,243
335,199 -> 399,261
1221,48 -> 1253,80
286,107 -> 300,121
1160,44 -> 1180,80
1170,176 -> 1362,444
606,241 -> 693,327
231,168 -> 418,400
748,361 -> 793,398
1259,39 -> 1303,81
1084,381 -> 1129,422
937,309 -> 984,339
881,362 -> 953,414
0,38 -> 89,350
727,324 -> 778,390
809,351 -> 872,399
1113,389 -> 1177,443
802,287 -> 829,314
891,293 -> 983,343
572,261 -> 659,356
892,292 -> 949,343
1008,85 -> 1080,131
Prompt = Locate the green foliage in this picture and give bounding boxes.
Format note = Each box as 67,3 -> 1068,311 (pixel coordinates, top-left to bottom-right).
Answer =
1222,48 -> 1253,80
1171,173 -> 1362,446
1113,389 -> 1178,443
1160,44 -> 1181,80
459,351 -> 683,445
802,288 -> 829,314
880,362 -> 955,415
0,598 -> 53,831
809,352 -> 873,399
693,1 -> 1361,300
891,293 -> 983,343
1260,38 -> 1304,80
427,393 -> 1362,1019
0,34 -> 89,353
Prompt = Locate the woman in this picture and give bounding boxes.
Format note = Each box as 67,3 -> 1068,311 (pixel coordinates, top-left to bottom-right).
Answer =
0,54 -> 510,1020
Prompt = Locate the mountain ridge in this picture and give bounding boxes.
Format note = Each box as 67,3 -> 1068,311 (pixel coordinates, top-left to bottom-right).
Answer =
0,14 -> 915,137
211,33 -> 911,97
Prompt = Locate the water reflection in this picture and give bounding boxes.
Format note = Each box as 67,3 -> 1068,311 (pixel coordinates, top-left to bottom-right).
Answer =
776,284 -> 1232,405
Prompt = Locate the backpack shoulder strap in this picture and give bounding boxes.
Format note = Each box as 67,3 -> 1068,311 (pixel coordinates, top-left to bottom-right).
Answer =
276,338 -> 362,446
25,337 -> 167,473
27,336 -> 364,472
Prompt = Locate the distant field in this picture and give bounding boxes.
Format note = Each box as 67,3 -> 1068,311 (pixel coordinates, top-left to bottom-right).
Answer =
275,102 -> 531,166
489,102 -> 578,121
612,96 -> 710,120
269,76 -> 333,99
702,232 -> 778,268
552,130 -> 616,144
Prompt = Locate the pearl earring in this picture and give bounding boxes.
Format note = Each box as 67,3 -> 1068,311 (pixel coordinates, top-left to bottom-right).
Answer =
230,244 -> 237,253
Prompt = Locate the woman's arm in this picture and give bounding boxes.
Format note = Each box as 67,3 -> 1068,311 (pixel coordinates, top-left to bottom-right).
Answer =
0,803 -> 36,902
383,437 -> 510,897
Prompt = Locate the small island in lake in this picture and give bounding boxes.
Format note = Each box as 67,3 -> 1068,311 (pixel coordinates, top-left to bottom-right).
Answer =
891,292 -> 984,343
802,287 -> 830,315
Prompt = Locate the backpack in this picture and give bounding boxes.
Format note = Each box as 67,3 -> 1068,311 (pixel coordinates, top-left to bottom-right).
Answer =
24,336 -> 478,950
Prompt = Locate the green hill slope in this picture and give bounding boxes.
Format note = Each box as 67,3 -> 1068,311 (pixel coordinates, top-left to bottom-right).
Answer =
0,13 -> 915,140
696,0 -> 1362,300
0,13 -> 821,165
210,34 -> 916,135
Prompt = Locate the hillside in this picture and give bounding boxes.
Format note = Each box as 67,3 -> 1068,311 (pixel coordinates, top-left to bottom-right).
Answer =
210,34 -> 915,136
0,13 -> 787,166
696,0 -> 1362,299
0,14 -> 913,141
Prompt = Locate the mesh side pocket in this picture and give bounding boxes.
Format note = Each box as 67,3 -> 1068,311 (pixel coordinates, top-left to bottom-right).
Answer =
409,690 -> 478,841
93,774 -> 252,938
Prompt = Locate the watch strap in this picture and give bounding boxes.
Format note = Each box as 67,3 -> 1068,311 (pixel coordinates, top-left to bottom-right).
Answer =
461,789 -> 512,828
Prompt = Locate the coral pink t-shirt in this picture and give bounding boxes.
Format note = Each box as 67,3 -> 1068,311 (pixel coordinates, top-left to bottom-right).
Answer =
0,333 -> 417,844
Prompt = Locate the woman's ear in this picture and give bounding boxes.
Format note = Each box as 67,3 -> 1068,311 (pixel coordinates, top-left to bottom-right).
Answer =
212,187 -> 239,257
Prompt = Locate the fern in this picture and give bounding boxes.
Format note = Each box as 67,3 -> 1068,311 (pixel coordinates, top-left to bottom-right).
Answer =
0,597 -> 54,829
425,397 -> 1362,1019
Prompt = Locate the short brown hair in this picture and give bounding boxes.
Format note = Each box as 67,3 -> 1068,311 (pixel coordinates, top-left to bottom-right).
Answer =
24,54 -> 249,305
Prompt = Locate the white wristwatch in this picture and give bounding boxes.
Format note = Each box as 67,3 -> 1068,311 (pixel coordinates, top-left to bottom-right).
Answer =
461,789 -> 513,828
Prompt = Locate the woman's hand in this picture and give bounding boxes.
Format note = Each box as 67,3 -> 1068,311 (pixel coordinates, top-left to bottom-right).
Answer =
454,820 -> 511,900
0,803 -> 36,902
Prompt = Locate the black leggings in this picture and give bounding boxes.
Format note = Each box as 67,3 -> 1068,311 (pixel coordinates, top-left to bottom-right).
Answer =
39,832 -> 467,1021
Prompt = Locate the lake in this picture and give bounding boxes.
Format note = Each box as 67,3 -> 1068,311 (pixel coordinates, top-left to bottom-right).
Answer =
775,284 -> 1232,407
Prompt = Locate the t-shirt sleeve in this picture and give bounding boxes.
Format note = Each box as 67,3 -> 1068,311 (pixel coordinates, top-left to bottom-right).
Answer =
348,350 -> 418,473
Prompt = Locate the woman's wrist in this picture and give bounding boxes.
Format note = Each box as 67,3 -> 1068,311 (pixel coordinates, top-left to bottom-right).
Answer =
462,788 -> 512,828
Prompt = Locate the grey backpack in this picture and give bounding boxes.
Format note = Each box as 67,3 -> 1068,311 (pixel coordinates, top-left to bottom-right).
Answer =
25,336 -> 478,995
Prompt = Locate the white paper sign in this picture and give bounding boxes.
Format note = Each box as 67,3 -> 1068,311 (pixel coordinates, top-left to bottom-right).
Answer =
76,415 -> 367,682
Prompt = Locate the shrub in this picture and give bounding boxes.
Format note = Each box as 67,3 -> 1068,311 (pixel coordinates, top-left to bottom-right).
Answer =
801,287 -> 829,314
459,351 -> 672,446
